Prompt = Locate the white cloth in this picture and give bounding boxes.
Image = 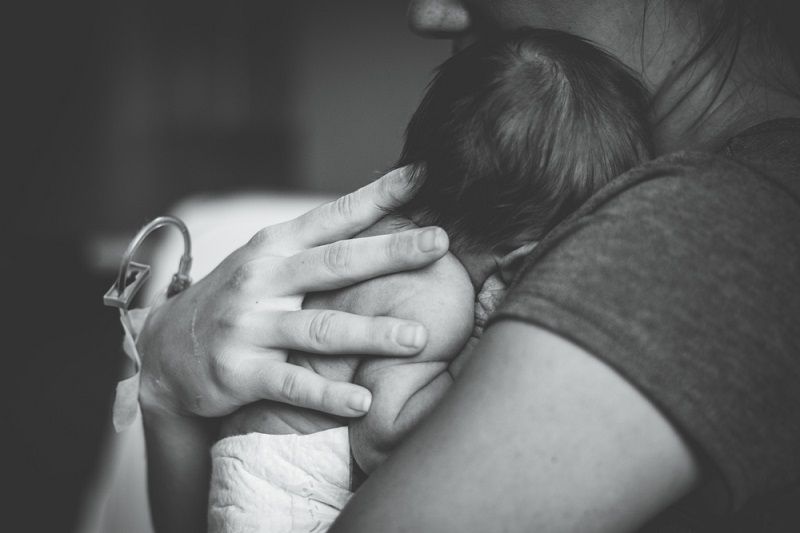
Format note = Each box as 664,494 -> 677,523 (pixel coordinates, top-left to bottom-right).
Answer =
208,428 -> 354,533
113,307 -> 151,432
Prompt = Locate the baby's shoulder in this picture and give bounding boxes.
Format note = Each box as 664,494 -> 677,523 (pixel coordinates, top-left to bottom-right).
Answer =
316,249 -> 473,322
321,214 -> 475,317
305,214 -> 476,359
360,252 -> 472,315
361,251 -> 475,363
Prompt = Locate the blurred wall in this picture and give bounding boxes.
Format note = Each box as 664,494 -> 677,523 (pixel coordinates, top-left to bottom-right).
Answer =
17,0 -> 448,239
92,0 -> 302,234
293,1 -> 449,193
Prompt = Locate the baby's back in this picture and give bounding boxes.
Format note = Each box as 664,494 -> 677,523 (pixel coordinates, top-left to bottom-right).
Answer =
220,216 -> 475,471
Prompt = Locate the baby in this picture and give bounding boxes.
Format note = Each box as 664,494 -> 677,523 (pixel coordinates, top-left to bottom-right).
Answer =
209,27 -> 652,533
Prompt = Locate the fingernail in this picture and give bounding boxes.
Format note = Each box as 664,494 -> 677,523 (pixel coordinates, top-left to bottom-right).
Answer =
349,392 -> 372,413
396,324 -> 425,348
417,228 -> 446,252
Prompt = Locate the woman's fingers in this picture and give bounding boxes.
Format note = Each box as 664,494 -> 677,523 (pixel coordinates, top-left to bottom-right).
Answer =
244,359 -> 374,417
276,227 -> 449,293
254,309 -> 428,355
252,167 -> 418,251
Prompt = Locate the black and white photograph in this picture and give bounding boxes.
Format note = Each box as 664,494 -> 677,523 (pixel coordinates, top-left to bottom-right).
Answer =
10,1 -> 800,531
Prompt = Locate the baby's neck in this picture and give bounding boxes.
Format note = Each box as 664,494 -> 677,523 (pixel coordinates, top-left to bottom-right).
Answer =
451,248 -> 501,291
397,211 -> 499,291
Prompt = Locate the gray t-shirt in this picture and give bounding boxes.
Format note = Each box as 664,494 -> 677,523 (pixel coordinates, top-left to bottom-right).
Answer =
493,119 -> 800,531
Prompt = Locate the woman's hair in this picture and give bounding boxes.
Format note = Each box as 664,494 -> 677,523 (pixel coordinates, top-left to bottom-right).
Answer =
671,0 -> 800,95
397,28 -> 652,253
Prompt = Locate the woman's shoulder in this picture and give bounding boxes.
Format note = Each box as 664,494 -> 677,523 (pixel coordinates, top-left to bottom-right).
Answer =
494,121 -> 800,516
542,120 -> 800,254
619,117 -> 800,204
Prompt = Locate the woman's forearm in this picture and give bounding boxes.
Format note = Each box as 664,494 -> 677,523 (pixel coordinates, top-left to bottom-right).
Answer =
141,405 -> 219,533
332,322 -> 700,532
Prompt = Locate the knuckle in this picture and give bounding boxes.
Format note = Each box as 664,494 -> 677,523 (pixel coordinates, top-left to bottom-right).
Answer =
307,311 -> 337,349
318,385 -> 336,412
191,392 -> 220,417
248,226 -> 275,247
211,354 -> 240,389
371,318 -> 391,347
377,174 -> 406,208
331,192 -> 357,220
213,305 -> 241,333
228,260 -> 258,292
322,242 -> 352,273
387,232 -> 413,261
280,370 -> 304,404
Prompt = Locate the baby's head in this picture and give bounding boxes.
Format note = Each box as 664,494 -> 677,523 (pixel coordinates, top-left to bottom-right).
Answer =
397,28 -> 652,285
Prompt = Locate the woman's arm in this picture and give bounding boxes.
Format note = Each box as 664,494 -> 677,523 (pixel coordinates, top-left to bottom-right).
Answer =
332,321 -> 701,533
140,407 -> 217,533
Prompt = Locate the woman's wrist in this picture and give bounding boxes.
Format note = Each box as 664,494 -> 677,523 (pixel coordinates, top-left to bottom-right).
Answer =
136,294 -> 186,418
140,395 -> 220,438
140,387 -> 218,533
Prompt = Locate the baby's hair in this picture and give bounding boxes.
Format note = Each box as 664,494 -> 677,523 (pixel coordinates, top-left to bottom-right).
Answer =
397,27 -> 652,253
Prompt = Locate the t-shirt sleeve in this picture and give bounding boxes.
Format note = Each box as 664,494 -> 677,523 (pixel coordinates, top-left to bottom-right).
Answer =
491,153 -> 800,510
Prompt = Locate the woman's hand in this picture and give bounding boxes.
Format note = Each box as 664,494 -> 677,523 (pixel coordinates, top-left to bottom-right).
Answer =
137,167 -> 450,421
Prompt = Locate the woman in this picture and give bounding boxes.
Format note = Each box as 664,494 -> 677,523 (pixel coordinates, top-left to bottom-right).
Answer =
137,1 -> 800,531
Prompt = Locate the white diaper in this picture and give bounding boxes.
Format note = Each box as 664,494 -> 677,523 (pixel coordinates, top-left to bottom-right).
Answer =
208,427 -> 354,533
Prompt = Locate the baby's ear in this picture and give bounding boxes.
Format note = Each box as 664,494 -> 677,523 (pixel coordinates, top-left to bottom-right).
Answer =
495,241 -> 539,284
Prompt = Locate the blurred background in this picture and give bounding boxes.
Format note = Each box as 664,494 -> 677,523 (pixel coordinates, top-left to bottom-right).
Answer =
10,1 -> 448,531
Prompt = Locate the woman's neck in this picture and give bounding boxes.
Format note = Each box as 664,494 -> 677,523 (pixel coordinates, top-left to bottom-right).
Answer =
651,71 -> 800,155
645,35 -> 800,155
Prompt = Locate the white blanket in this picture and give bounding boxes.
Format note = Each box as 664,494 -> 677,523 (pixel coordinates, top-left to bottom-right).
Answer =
208,428 -> 354,533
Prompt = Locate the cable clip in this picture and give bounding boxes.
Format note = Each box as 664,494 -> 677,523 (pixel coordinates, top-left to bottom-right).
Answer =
103,216 -> 193,310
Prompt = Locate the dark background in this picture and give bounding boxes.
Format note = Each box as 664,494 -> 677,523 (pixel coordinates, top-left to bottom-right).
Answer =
9,2 -> 446,531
